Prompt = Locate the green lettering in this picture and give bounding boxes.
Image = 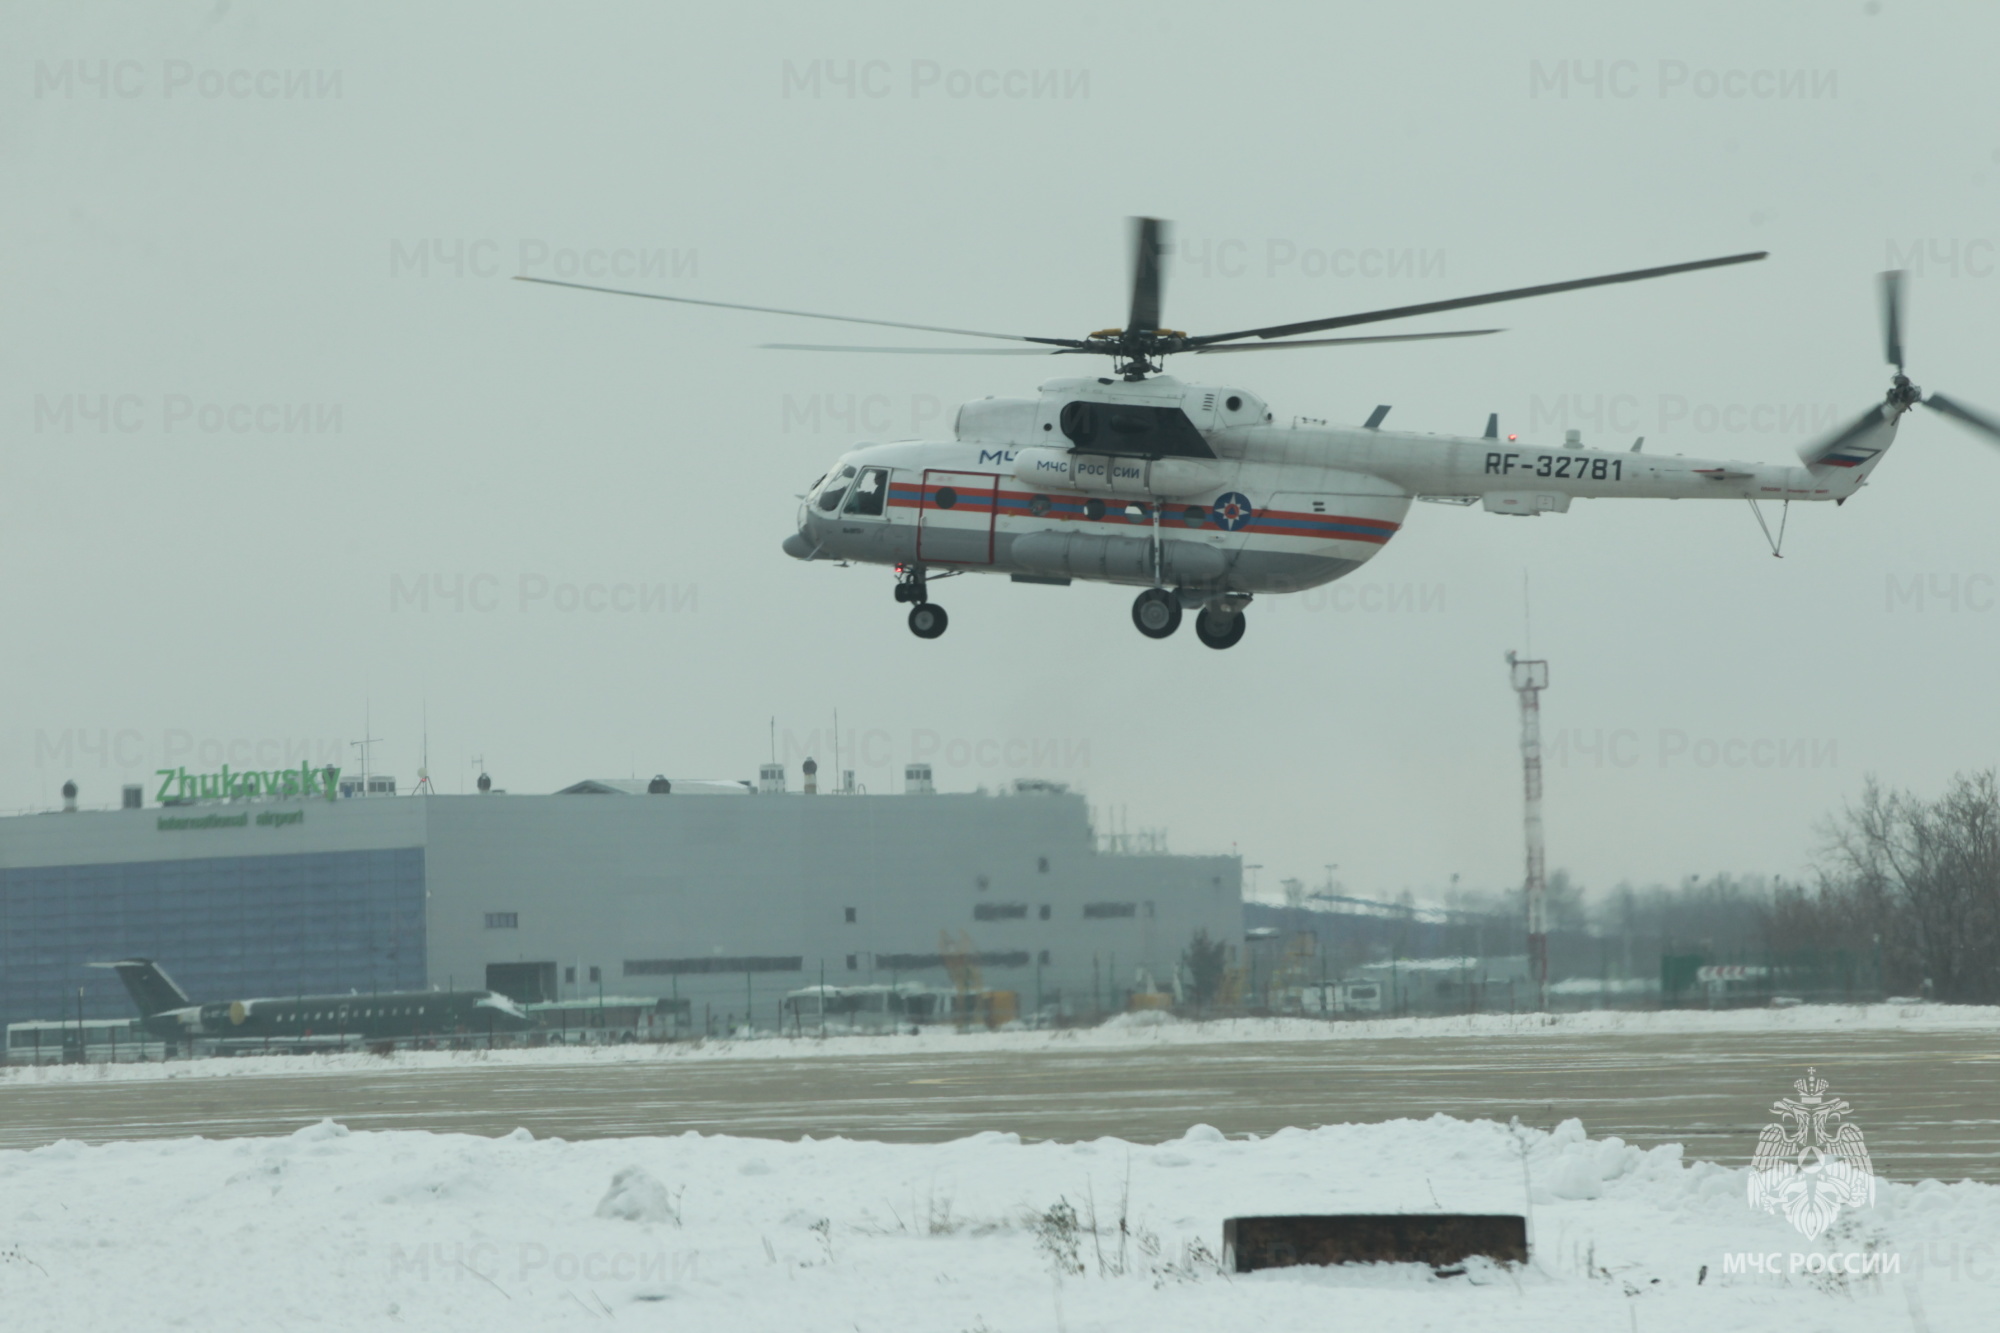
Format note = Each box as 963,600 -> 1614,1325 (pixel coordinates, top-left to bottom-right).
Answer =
154,767 -> 180,802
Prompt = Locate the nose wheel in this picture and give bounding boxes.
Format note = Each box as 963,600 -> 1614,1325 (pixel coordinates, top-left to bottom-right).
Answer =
1131,588 -> 1182,639
1194,604 -> 1246,650
896,565 -> 947,637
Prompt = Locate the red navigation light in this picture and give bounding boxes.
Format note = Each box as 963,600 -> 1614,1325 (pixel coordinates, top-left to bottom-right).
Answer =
1507,433 -> 1518,441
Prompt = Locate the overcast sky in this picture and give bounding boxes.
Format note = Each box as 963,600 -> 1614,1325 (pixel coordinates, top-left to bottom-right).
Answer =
4,1 -> 1996,905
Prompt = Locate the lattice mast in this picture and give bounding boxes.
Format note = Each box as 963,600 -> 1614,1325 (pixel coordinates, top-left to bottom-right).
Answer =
1507,651 -> 1550,1009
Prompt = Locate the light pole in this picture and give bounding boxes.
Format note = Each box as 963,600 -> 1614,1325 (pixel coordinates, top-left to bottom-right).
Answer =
1507,651 -> 1551,1011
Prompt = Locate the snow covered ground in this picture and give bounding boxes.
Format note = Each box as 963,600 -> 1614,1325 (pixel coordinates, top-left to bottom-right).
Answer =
8,1000 -> 1997,1086
2,1112 -> 1989,1332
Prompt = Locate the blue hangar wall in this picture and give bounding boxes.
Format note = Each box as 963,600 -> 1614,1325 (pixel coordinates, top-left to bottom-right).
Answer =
0,800 -> 428,1027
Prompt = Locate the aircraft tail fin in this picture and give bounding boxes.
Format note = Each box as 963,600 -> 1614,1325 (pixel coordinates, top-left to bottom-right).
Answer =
90,958 -> 192,1017
1798,401 -> 1901,478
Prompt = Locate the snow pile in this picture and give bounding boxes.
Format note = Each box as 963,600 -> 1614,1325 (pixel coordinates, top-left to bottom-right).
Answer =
596,1165 -> 678,1224
1,1115 -> 1992,1331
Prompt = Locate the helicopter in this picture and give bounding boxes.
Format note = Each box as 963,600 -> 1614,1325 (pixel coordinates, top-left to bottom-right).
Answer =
521,219 -> 2000,648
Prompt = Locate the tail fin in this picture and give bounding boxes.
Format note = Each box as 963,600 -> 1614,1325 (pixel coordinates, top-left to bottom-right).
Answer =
91,958 -> 192,1017
1799,401 -> 1902,477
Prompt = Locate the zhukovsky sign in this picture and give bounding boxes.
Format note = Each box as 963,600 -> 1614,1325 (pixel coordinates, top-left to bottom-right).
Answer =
154,763 -> 342,803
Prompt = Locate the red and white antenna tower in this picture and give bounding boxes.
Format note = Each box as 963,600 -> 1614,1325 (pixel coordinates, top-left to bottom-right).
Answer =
1507,650 -> 1550,1010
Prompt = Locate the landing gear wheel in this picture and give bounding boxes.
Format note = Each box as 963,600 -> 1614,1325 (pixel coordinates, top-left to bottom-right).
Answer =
1194,606 -> 1246,650
1131,588 -> 1182,639
908,603 -> 949,639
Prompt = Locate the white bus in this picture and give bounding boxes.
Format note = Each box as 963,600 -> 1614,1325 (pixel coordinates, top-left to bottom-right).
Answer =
1298,980 -> 1385,1016
781,983 -> 939,1034
4,1017 -> 150,1064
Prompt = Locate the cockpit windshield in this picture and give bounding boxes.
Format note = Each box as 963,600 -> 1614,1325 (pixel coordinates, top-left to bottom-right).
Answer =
815,465 -> 857,512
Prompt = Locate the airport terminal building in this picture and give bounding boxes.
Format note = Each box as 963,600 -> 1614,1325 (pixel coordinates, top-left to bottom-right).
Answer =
0,768 -> 1241,1033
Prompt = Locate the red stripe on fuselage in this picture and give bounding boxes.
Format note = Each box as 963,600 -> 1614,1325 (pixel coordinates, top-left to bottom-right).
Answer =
886,486 -> 1398,544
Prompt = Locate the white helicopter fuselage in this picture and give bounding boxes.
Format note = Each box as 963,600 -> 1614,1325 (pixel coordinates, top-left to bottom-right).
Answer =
785,374 -> 1886,605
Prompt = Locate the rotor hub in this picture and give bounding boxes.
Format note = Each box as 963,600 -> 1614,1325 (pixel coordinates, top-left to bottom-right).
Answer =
1090,329 -> 1192,380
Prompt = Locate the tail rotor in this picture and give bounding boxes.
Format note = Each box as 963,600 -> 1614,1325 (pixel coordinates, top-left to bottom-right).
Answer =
1802,271 -> 2000,469
1879,269 -> 2000,445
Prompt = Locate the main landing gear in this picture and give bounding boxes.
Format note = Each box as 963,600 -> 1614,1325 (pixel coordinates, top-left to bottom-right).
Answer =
1194,603 -> 1247,650
1130,588 -> 1248,649
1131,588 -> 1182,639
896,566 -> 948,639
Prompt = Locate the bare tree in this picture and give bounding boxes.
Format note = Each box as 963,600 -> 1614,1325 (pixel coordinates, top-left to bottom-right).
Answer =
1816,770 -> 2000,1002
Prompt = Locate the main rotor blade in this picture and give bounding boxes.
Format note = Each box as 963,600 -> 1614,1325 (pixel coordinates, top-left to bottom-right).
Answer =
1128,216 -> 1169,333
1187,250 -> 1768,346
1925,392 -> 2000,446
760,343 -> 1065,355
1190,328 -> 1503,353
1881,269 -> 1905,370
514,276 -> 1085,348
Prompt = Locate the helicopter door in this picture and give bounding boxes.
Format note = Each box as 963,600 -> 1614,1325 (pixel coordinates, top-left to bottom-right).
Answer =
916,470 -> 998,565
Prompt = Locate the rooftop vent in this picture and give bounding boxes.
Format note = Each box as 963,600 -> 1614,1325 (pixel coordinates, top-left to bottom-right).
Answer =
61,780 -> 77,813
802,757 -> 818,796
647,775 -> 671,794
122,784 -> 142,810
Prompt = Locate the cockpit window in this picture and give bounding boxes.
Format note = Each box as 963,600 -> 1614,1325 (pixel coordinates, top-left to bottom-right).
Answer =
815,465 -> 857,512
844,467 -> 888,516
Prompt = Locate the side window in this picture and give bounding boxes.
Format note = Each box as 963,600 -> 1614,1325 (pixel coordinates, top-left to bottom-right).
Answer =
844,467 -> 889,516
816,465 -> 857,512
